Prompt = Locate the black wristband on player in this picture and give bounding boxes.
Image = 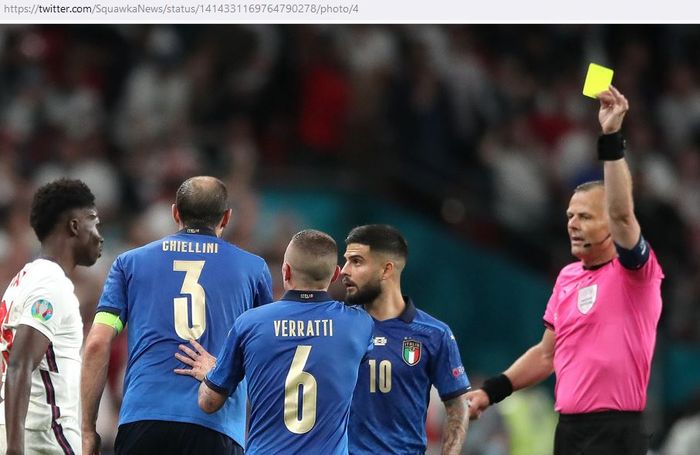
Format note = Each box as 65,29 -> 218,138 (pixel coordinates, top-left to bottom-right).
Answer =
480,373 -> 513,404
598,132 -> 626,161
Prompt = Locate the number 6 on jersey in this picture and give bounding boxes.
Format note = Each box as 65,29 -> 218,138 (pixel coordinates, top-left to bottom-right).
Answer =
284,345 -> 317,434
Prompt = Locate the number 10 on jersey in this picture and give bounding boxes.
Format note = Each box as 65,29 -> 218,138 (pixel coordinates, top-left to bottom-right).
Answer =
369,359 -> 392,393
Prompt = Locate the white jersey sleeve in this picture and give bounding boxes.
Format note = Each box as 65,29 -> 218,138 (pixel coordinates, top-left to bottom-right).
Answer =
17,269 -> 72,344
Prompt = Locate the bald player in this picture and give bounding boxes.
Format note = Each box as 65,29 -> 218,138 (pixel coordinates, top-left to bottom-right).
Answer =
178,230 -> 374,455
81,176 -> 273,455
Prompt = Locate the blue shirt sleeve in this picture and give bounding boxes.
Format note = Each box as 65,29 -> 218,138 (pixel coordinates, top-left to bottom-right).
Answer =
253,262 -> 274,308
205,320 -> 246,395
97,255 -> 128,326
430,328 -> 470,401
361,317 -> 375,362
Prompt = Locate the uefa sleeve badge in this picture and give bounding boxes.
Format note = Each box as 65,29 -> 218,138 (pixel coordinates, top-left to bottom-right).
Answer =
31,299 -> 54,322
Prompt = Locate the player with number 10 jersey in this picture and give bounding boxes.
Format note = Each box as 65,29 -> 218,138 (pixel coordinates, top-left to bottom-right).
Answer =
95,225 -> 272,446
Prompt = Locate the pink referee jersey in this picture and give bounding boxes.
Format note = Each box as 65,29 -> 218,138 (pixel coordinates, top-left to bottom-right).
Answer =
543,248 -> 663,414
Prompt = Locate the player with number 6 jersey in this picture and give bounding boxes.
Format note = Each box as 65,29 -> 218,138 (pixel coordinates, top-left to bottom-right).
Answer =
194,230 -> 374,455
80,177 -> 273,455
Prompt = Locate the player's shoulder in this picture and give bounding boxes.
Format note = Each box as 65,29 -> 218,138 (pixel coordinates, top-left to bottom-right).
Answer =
237,300 -> 281,322
220,241 -> 267,268
12,260 -> 73,307
323,302 -> 373,327
412,308 -> 454,336
23,259 -> 68,285
342,303 -> 373,321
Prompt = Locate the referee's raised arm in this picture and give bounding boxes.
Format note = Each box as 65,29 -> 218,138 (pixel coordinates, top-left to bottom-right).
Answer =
597,85 -> 641,250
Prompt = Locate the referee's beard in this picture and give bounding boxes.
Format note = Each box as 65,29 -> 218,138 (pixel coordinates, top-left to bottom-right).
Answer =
345,279 -> 382,306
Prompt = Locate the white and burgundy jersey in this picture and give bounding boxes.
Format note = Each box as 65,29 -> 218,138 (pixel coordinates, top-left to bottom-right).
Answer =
0,259 -> 82,443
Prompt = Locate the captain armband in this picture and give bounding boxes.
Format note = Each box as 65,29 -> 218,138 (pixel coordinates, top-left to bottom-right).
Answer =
481,373 -> 513,404
598,132 -> 626,161
94,311 -> 124,334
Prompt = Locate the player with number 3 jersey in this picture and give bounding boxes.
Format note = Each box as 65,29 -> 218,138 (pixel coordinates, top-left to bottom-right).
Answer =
80,177 -> 272,455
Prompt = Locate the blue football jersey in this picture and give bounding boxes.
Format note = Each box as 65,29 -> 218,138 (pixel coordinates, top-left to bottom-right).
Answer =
205,290 -> 374,455
97,228 -> 273,445
348,298 -> 470,455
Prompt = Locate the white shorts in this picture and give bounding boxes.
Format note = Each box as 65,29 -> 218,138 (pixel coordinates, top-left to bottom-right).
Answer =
0,423 -> 81,455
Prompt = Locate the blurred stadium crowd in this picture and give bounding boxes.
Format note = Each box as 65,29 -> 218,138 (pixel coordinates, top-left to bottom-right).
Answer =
1,24 -> 699,454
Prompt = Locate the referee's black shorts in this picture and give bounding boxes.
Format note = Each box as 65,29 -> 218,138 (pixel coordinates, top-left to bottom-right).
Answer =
554,411 -> 649,455
115,420 -> 244,455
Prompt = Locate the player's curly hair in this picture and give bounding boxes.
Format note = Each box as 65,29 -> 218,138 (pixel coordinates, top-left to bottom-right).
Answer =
30,179 -> 96,241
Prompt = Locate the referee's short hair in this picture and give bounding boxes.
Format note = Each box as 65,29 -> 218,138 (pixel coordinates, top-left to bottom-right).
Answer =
345,224 -> 408,261
574,180 -> 604,193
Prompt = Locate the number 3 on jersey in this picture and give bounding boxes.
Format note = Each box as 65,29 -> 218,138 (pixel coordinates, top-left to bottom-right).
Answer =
284,345 -> 317,434
173,260 -> 206,340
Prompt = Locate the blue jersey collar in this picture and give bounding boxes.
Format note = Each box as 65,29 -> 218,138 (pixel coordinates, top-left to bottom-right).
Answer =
178,227 -> 217,237
282,290 -> 332,302
398,296 -> 417,323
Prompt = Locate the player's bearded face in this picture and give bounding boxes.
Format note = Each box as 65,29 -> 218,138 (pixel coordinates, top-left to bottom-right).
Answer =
344,276 -> 382,305
342,243 -> 383,305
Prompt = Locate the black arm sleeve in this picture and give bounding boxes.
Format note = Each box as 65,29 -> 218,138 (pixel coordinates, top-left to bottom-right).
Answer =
615,235 -> 650,270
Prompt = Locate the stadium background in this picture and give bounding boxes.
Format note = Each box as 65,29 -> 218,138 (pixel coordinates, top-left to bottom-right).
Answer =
1,24 -> 699,454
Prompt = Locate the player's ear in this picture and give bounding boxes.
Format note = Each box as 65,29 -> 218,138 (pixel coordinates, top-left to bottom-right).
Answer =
381,261 -> 394,281
282,262 -> 292,283
68,216 -> 80,237
219,208 -> 233,230
172,204 -> 181,225
330,265 -> 341,283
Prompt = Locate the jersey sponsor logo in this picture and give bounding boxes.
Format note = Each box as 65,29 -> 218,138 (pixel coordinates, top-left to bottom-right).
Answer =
452,365 -> 465,378
402,339 -> 421,366
577,284 -> 597,314
31,299 -> 54,322
373,336 -> 387,346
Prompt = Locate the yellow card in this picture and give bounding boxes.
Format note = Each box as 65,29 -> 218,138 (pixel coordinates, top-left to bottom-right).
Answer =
582,63 -> 614,98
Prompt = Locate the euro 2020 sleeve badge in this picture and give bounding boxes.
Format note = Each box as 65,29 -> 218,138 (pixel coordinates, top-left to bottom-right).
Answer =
31,299 -> 54,322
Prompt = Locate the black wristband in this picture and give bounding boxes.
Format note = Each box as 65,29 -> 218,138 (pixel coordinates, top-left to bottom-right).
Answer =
598,132 -> 626,161
481,373 -> 513,404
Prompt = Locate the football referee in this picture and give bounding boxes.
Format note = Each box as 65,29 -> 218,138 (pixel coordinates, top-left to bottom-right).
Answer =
467,86 -> 664,455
